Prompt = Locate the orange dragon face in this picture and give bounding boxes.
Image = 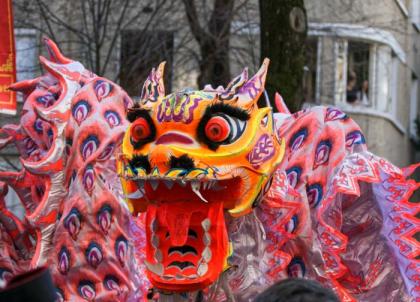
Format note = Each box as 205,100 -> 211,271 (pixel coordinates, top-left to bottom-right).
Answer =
118,59 -> 285,292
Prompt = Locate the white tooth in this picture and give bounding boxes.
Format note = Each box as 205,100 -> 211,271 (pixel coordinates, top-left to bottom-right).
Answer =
150,179 -> 159,191
175,274 -> 185,280
145,260 -> 164,276
197,263 -> 208,276
208,180 -> 215,189
201,218 -> 211,231
137,179 -> 145,188
177,179 -> 187,187
187,274 -> 198,279
203,232 -> 211,246
191,181 -> 200,190
154,249 -> 163,262
202,247 -> 212,262
127,189 -> 144,199
191,181 -> 209,203
151,234 -> 159,248
163,180 -> 174,189
150,219 -> 158,232
163,275 -> 174,280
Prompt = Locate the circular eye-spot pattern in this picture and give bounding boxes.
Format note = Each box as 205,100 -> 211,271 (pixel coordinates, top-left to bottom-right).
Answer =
284,214 -> 299,234
104,110 -> 120,128
85,242 -> 103,268
80,135 -> 99,161
72,100 -> 91,125
83,165 -> 95,193
58,246 -> 71,274
204,116 -> 231,142
23,137 -> 37,156
97,204 -> 112,234
115,235 -> 128,266
64,208 -> 82,240
97,143 -> 115,161
55,287 -> 65,302
33,118 -> 43,134
94,80 -> 112,99
131,118 -> 151,142
36,93 -> 56,107
287,257 -> 306,278
104,275 -> 120,291
78,280 -> 96,300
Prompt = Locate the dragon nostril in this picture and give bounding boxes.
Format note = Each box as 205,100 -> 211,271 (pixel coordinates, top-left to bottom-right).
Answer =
169,154 -> 195,170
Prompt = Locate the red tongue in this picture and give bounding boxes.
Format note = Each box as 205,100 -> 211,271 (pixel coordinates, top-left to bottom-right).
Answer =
162,203 -> 193,246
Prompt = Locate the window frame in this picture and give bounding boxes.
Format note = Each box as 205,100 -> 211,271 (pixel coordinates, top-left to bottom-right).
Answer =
309,23 -> 407,133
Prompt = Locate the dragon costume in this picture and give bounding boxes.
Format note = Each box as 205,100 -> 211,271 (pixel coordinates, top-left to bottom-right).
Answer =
0,39 -> 419,301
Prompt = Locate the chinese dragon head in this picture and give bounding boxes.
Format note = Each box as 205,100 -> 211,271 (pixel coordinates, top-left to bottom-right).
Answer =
119,59 -> 285,292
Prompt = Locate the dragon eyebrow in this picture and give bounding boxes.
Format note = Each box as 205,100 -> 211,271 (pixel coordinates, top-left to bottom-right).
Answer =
127,106 -> 151,123
206,103 -> 250,120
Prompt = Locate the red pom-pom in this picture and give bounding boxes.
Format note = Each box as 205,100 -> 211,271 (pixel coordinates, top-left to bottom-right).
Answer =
131,118 -> 151,141
205,116 -> 230,142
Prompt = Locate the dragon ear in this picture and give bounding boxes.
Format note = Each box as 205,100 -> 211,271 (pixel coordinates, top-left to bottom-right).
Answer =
43,37 -> 72,64
140,61 -> 166,105
234,58 -> 270,109
220,68 -> 248,101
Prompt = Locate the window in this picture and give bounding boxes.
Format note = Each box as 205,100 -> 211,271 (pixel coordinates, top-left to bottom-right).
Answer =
332,38 -> 401,116
300,38 -> 319,104
14,29 -> 38,83
410,75 -> 419,138
412,0 -> 420,29
346,42 -> 370,106
120,30 -> 174,97
334,39 -> 348,105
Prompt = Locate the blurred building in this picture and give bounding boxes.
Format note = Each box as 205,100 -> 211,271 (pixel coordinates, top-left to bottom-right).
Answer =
303,0 -> 420,167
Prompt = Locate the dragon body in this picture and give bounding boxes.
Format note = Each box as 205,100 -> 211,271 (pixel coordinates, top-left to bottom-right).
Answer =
0,40 -> 418,301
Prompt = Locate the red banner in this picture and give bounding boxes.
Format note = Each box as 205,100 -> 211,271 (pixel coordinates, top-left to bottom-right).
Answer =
0,0 -> 16,115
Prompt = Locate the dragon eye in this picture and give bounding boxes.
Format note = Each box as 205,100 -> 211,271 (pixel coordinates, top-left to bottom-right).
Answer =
204,116 -> 230,142
131,117 -> 152,142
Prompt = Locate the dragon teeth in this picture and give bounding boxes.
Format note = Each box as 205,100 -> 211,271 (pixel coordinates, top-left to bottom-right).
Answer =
197,263 -> 208,276
126,189 -> 144,199
201,218 -> 211,231
203,232 -> 211,246
202,247 -> 212,262
163,180 -> 174,189
150,218 -> 158,232
151,234 -> 159,248
145,260 -> 164,276
191,181 -> 208,203
154,249 -> 163,262
150,179 -> 159,191
177,179 -> 187,187
136,179 -> 145,188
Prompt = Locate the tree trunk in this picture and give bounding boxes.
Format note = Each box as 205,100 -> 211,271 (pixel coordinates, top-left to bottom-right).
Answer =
183,0 -> 234,88
260,0 -> 307,112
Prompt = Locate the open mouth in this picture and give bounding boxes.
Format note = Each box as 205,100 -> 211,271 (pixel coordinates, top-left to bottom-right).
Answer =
126,176 -> 242,207
123,175 -> 240,290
